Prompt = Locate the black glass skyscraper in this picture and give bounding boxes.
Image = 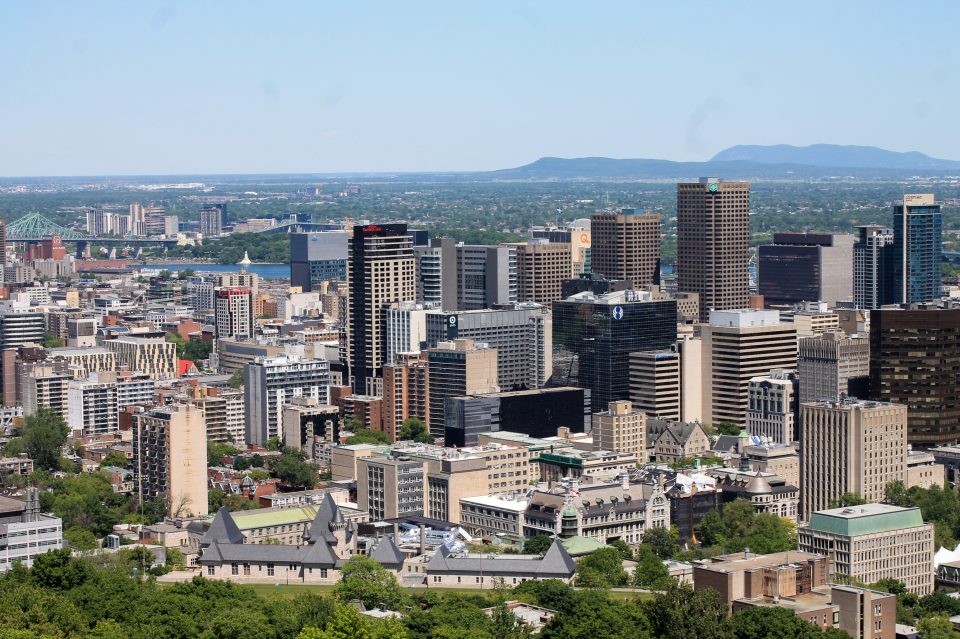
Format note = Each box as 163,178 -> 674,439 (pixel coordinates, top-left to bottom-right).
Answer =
553,290 -> 677,412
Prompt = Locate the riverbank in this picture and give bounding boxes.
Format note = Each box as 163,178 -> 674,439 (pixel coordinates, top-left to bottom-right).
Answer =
139,262 -> 290,279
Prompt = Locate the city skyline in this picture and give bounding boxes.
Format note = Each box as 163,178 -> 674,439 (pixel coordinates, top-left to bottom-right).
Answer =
2,1 -> 960,176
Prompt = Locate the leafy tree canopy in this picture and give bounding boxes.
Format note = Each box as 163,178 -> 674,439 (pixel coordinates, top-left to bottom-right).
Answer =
522,535 -> 554,555
346,428 -> 391,445
333,555 -> 406,610
21,407 -> 69,471
398,418 -> 433,444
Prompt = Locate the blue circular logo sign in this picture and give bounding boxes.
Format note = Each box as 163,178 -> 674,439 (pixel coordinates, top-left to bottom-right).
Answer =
613,305 -> 624,320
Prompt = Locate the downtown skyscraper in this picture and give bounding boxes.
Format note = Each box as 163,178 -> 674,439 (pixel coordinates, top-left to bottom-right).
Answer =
853,225 -> 895,309
590,209 -> 661,287
893,194 -> 942,304
677,178 -> 750,321
344,223 -> 416,395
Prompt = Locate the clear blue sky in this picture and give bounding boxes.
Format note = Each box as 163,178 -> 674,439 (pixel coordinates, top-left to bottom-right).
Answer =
2,1 -> 958,176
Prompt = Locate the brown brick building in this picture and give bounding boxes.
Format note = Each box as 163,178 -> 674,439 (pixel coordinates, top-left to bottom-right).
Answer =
590,209 -> 661,287
694,550 -> 895,639
677,179 -> 750,322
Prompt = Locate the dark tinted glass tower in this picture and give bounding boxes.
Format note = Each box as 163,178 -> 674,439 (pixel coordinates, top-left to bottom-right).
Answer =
870,305 -> 960,447
553,290 -> 676,412
893,194 -> 942,304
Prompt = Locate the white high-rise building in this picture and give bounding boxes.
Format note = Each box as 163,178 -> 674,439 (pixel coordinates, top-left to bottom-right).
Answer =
67,372 -> 119,436
385,301 -> 433,365
244,355 -> 330,447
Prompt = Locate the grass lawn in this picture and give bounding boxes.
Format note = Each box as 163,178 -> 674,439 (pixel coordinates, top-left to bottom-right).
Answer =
239,582 -> 655,602
241,583 -> 337,598
609,590 -> 655,602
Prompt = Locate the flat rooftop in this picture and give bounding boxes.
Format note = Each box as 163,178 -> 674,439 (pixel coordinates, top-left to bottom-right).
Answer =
738,585 -> 890,615
805,504 -> 927,537
459,494 -> 529,512
697,550 -> 823,573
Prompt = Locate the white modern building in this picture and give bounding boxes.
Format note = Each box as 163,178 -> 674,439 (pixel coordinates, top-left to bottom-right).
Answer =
67,372 -> 119,436
244,355 -> 330,447
0,490 -> 63,572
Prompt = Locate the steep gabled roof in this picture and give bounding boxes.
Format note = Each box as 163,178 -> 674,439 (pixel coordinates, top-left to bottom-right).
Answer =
369,536 -> 406,568
303,493 -> 340,544
427,545 -> 451,571
299,538 -> 339,567
201,507 -> 244,546
201,540 -> 223,562
538,540 -> 577,575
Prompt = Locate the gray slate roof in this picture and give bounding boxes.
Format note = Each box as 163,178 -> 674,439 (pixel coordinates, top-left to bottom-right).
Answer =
427,540 -> 575,578
303,493 -> 342,545
369,536 -> 406,568
201,507 -> 245,546
199,539 -> 341,568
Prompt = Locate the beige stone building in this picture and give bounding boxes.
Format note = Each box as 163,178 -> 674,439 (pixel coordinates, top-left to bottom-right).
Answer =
106,335 -> 177,380
355,443 -> 522,523
799,504 -> 934,596
792,310 -> 840,338
357,455 -> 426,521
694,550 -> 897,639
393,441 -> 530,495
592,400 -> 648,464
800,400 -> 907,520
702,310 -> 798,427
797,331 -> 870,404
47,346 -> 116,378
746,369 -> 798,444
742,443 -> 800,488
513,240 -> 572,306
677,327 -> 703,422
591,209 -> 661,287
330,443 -> 386,482
133,403 -> 208,517
629,351 -> 680,421
651,421 -> 711,463
906,449 -> 945,490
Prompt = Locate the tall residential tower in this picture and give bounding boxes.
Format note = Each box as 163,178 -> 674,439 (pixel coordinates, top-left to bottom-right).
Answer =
344,224 -> 416,395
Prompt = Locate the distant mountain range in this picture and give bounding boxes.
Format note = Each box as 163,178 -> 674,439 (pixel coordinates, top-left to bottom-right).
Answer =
710,144 -> 960,170
483,145 -> 960,181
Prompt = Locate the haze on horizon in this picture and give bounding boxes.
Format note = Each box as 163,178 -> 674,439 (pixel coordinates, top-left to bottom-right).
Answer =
2,1 -> 958,177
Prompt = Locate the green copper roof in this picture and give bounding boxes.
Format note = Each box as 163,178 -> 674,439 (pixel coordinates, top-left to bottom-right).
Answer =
559,535 -> 606,556
219,505 -> 319,530
806,504 -> 925,537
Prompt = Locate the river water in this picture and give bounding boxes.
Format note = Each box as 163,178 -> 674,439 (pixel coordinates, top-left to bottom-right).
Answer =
139,263 -> 290,280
